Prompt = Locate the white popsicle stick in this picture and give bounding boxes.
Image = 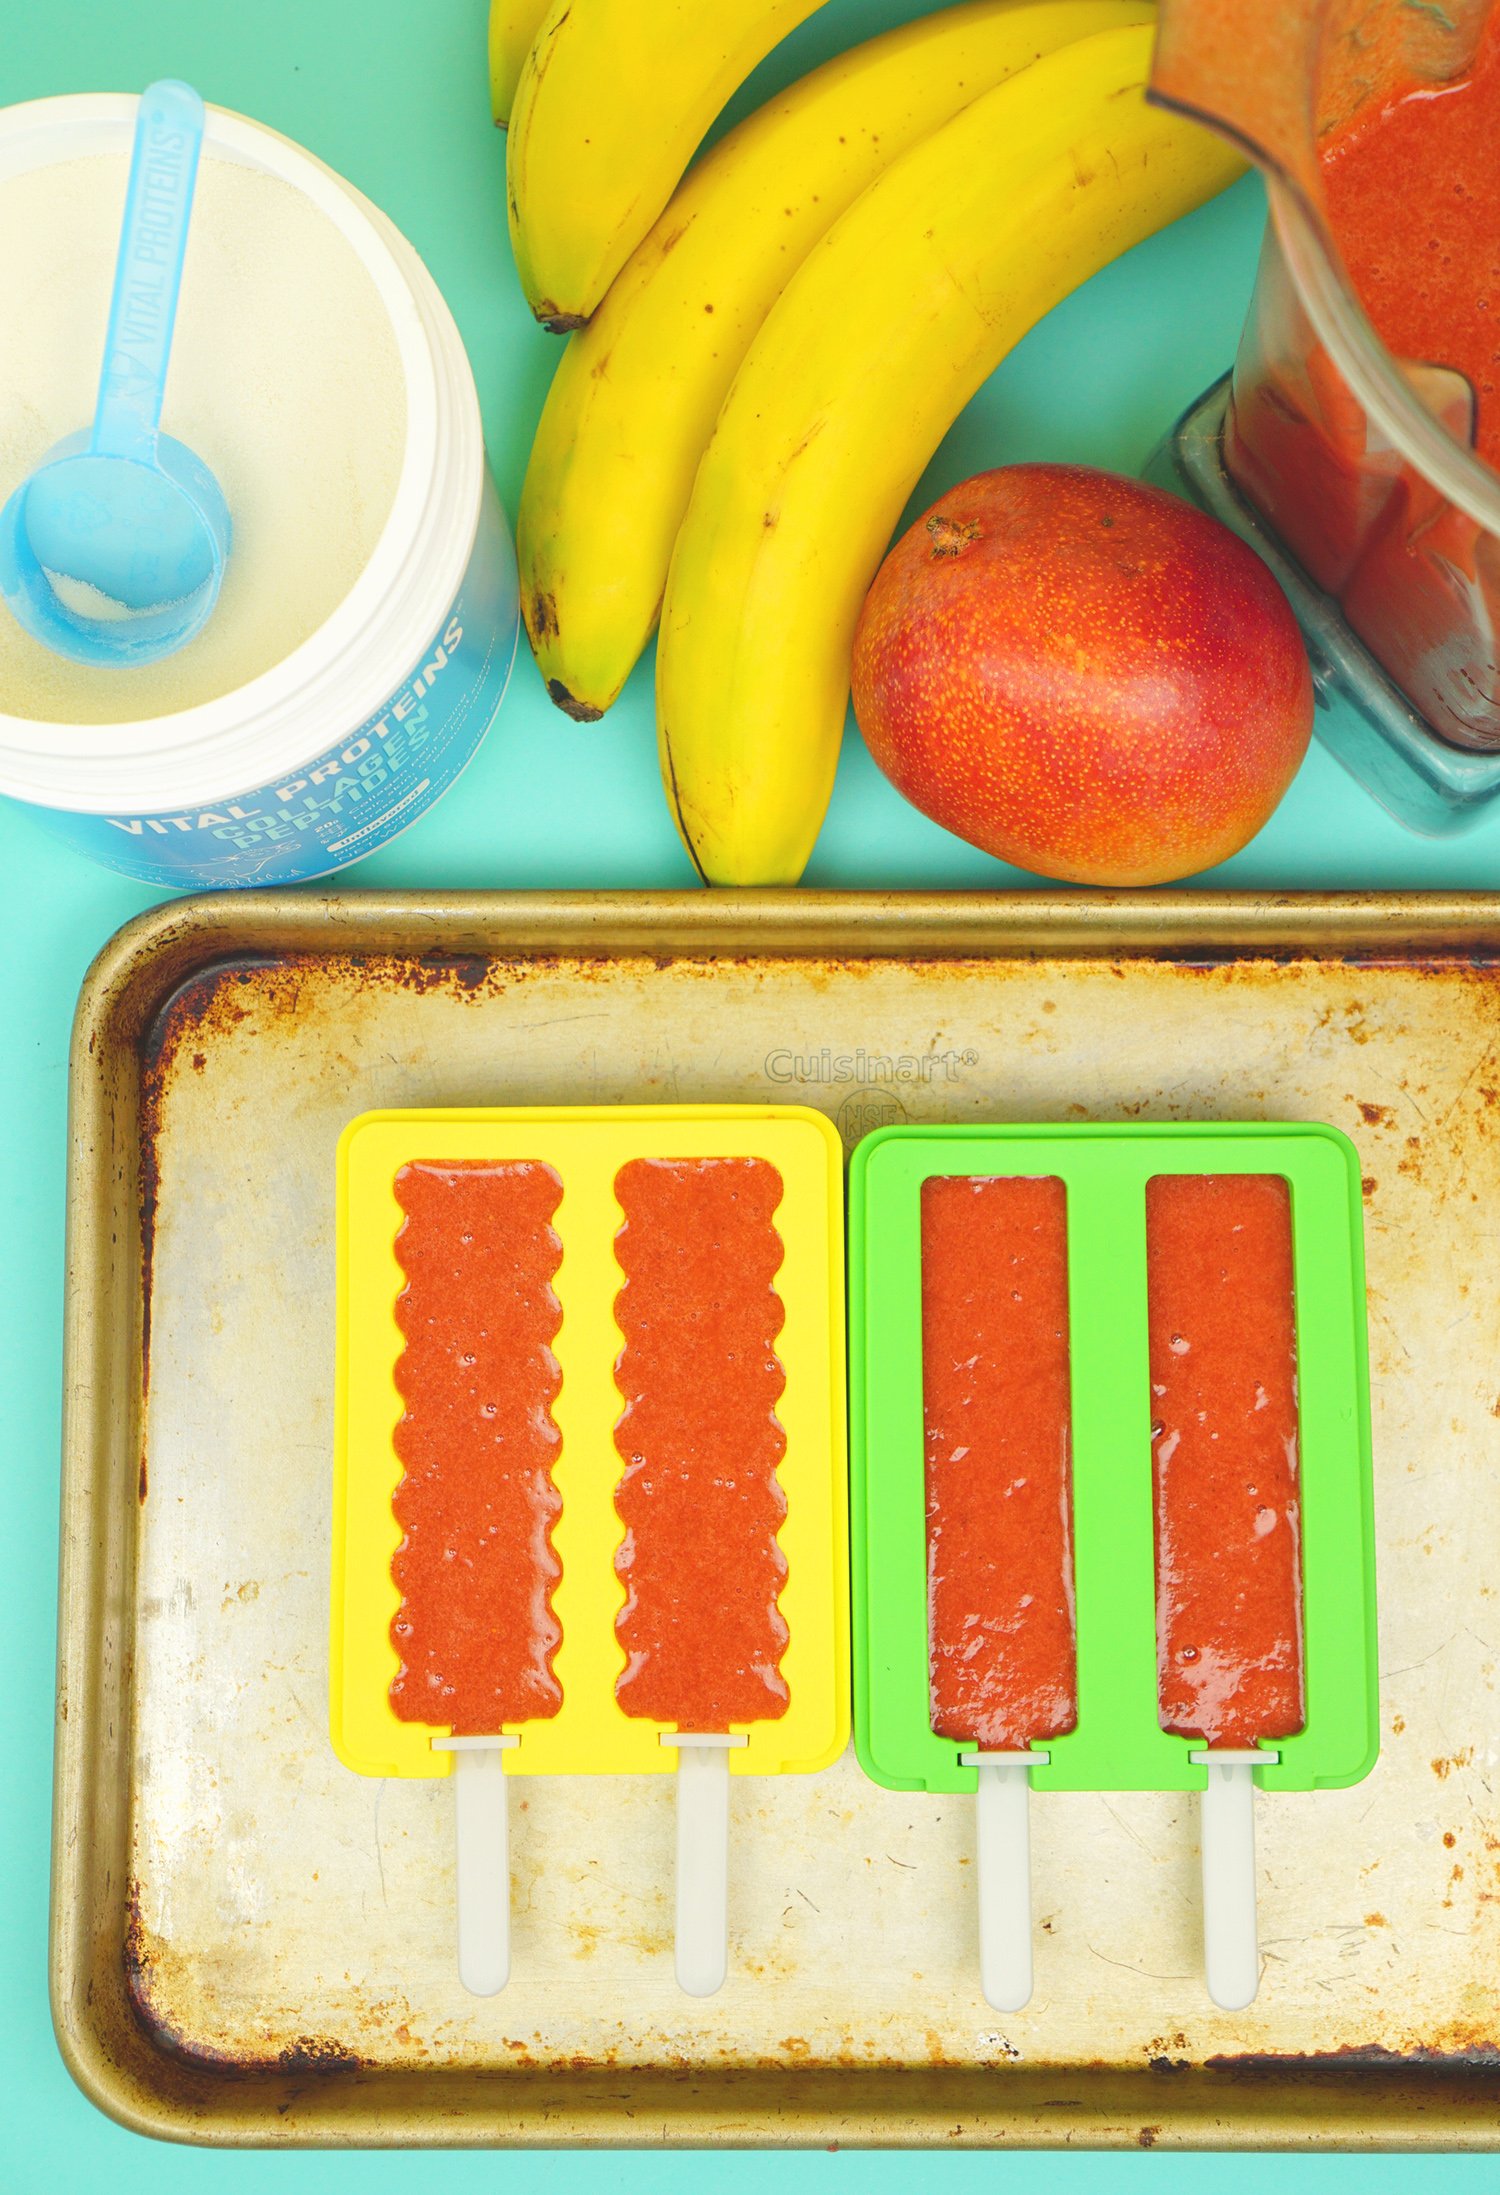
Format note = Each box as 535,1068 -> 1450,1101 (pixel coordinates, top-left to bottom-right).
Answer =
1191,1747 -> 1272,2011
663,1731 -> 748,1997
960,1747 -> 1048,2013
433,1733 -> 519,1996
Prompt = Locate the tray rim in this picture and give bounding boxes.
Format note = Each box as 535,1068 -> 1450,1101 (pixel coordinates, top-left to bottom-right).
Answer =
51,885 -> 1500,2150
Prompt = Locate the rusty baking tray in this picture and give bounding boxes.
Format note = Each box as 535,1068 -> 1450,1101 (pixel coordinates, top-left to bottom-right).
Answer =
52,889 -> 1500,2149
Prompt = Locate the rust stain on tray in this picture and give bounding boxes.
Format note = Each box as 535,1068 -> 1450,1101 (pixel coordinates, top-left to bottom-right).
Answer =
127,1881 -> 366,2078
1210,2033 -> 1500,2073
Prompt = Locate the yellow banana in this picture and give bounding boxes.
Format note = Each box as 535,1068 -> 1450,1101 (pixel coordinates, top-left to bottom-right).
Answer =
507,0 -> 828,329
489,0 -> 552,126
656,23 -> 1245,885
519,0 -> 1153,721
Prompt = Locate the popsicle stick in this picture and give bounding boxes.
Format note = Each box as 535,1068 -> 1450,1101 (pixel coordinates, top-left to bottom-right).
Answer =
961,1747 -> 1048,2012
432,1734 -> 519,1996
1190,1747 -> 1270,2012
663,1732 -> 748,1997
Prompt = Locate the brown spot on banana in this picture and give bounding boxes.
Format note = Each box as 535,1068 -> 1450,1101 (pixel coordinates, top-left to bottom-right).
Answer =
526,5 -> 570,90
546,678 -> 604,723
525,589 -> 559,643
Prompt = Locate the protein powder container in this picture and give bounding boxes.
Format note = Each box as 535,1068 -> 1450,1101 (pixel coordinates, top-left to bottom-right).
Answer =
0,95 -> 519,887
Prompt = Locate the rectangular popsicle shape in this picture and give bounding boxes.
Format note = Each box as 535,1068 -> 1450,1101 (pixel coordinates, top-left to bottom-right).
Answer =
332,1104 -> 848,1781
1146,1173 -> 1305,1751
612,1157 -> 790,1731
850,1122 -> 1376,1798
389,1160 -> 564,1736
921,1175 -> 1077,1752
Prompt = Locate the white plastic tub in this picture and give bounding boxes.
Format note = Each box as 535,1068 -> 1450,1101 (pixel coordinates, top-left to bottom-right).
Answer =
0,96 -> 518,888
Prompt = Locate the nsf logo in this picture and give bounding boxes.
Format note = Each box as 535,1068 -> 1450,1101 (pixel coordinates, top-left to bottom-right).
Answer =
836,1086 -> 908,1148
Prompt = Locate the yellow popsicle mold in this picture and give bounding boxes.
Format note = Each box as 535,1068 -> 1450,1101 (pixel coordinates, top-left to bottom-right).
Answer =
332,1105 -> 847,1781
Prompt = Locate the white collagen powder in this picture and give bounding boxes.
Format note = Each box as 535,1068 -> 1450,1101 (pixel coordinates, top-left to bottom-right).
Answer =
0,149 -> 407,723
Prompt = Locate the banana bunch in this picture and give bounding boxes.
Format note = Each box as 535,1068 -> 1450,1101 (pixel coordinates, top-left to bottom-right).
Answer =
497,0 -> 1244,883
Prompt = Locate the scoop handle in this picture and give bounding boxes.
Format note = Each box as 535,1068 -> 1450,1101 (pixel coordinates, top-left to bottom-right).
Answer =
92,80 -> 206,463
1193,1751 -> 1263,2011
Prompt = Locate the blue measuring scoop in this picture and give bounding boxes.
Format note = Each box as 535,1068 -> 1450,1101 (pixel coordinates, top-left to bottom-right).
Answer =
0,79 -> 231,667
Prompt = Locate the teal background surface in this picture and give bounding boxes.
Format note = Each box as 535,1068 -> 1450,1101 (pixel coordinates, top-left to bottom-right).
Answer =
2,0 -> 1498,2184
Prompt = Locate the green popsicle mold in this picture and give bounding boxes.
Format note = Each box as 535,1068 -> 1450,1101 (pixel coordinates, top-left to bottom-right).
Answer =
849,1123 -> 1377,1799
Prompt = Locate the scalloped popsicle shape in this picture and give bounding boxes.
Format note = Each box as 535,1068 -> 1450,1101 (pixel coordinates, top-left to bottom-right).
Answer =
389,1160 -> 565,1735
611,1157 -> 791,1731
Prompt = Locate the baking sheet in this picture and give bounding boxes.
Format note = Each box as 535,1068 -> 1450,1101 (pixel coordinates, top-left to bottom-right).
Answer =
53,891 -> 1500,2146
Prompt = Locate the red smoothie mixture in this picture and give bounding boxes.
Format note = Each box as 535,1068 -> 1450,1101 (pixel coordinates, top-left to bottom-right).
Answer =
1222,18 -> 1500,750
1322,17 -> 1500,469
389,1160 -> 565,1736
921,1175 -> 1077,1753
1146,1174 -> 1305,1751
612,1156 -> 790,1731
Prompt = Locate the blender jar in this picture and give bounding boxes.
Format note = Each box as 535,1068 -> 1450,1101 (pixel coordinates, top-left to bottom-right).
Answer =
1148,0 -> 1500,833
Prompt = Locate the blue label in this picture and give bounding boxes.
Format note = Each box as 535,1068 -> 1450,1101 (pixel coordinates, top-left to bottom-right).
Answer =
19,472 -> 519,888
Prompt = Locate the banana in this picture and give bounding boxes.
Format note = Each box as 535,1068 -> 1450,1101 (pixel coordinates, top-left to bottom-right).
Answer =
656,23 -> 1245,886
519,0 -> 1154,722
489,0 -> 552,127
507,0 -> 828,329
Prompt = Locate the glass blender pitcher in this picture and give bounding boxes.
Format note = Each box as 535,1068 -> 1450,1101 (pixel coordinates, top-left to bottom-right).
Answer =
1148,0 -> 1500,832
